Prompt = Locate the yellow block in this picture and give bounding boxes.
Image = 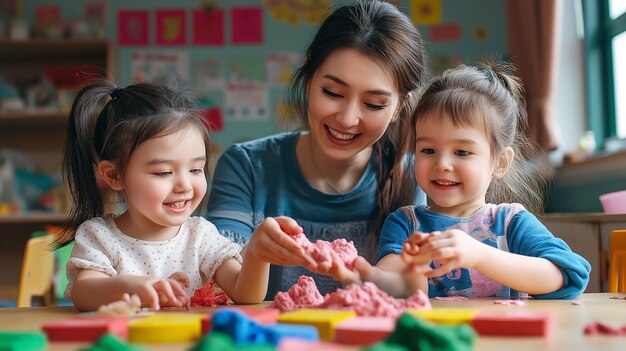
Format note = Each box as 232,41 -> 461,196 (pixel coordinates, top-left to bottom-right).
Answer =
408,308 -> 479,325
128,313 -> 206,343
278,308 -> 356,340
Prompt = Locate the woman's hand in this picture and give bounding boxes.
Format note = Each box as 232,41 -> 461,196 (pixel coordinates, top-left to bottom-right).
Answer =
401,229 -> 485,277
317,256 -> 374,285
245,216 -> 317,270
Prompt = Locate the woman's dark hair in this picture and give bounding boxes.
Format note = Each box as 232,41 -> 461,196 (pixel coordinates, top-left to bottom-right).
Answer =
286,0 -> 426,234
56,79 -> 210,246
411,62 -> 551,214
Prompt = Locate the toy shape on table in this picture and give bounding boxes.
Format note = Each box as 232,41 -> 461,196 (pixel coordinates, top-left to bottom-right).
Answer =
470,310 -> 554,337
364,313 -> 476,351
0,331 -> 47,351
128,313 -> 205,343
201,306 -> 280,334
333,316 -> 396,346
41,316 -> 129,342
278,337 -> 353,351
583,321 -> 626,335
211,309 -> 318,346
190,331 -> 275,351
408,308 -> 479,325
80,333 -> 145,351
609,229 -> 626,293
277,308 -> 356,340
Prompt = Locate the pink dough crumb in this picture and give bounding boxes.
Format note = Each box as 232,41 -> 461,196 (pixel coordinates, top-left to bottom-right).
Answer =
584,321 -> 626,335
292,233 -> 358,269
571,300 -> 584,305
493,299 -> 527,306
434,296 -> 468,301
270,275 -> 324,311
271,275 -> 431,317
190,280 -> 229,307
609,295 -> 626,300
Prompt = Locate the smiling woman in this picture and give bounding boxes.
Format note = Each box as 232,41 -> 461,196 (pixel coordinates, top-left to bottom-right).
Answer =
205,0 -> 427,299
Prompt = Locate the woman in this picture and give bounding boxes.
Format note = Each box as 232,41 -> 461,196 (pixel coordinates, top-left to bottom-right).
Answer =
206,0 -> 426,298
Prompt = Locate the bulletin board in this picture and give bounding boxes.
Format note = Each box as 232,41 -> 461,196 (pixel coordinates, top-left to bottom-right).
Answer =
19,0 -> 507,151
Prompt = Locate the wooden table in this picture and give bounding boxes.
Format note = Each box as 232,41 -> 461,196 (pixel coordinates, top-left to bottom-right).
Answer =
1,293 -> 625,350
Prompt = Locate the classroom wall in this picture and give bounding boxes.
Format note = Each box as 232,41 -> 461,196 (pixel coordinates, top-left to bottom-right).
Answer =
19,0 -> 508,151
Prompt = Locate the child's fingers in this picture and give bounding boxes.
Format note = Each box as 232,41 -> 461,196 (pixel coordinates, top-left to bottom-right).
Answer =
425,259 -> 459,277
168,279 -> 189,301
153,280 -> 182,307
329,259 -> 360,284
401,251 -> 431,266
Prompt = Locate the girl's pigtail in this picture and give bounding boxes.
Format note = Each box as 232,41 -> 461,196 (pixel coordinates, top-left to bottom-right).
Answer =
55,80 -> 116,247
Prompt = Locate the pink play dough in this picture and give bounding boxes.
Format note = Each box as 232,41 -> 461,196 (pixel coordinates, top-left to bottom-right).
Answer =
271,275 -> 431,318
292,233 -> 358,269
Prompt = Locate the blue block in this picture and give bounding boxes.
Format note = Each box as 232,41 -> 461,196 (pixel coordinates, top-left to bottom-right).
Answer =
211,309 -> 318,346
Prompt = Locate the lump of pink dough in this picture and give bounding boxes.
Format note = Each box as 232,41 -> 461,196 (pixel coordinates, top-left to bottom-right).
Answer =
434,296 -> 468,301
270,275 -> 324,312
321,282 -> 431,318
292,233 -> 358,269
493,299 -> 527,306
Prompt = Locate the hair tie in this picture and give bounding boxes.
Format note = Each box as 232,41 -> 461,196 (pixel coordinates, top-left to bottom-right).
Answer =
110,87 -> 124,99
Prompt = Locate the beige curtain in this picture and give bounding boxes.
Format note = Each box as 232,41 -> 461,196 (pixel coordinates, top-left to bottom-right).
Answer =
506,0 -> 563,151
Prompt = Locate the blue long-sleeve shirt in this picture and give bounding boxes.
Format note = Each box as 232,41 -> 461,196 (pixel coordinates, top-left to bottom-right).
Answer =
206,132 -> 426,299
378,204 -> 591,299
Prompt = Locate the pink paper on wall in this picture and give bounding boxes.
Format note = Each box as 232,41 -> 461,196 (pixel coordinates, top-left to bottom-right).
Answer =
429,23 -> 462,42
35,5 -> 60,25
192,8 -> 224,46
231,7 -> 263,45
156,9 -> 186,46
118,10 -> 148,46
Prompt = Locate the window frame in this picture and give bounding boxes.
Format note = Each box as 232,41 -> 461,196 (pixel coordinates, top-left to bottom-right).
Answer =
583,0 -> 626,146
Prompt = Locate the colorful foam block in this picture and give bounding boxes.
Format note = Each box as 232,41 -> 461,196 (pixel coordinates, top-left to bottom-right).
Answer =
278,308 -> 356,340
333,316 -> 395,346
211,309 -> 318,345
128,313 -> 205,343
81,333 -> 144,351
191,331 -> 275,351
408,308 -> 479,325
41,316 -> 129,342
471,310 -> 554,337
279,337 -> 353,351
0,331 -> 47,351
201,306 -> 280,334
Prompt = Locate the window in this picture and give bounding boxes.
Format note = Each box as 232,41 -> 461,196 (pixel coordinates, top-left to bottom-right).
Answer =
583,0 -> 626,145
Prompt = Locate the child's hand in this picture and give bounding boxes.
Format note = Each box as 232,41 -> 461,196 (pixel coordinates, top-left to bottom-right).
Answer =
246,216 -> 317,270
401,229 -> 484,277
167,272 -> 190,288
317,256 -> 373,285
127,276 -> 189,310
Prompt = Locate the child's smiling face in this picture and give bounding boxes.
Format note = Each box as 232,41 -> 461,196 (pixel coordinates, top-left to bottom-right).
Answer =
413,113 -> 497,218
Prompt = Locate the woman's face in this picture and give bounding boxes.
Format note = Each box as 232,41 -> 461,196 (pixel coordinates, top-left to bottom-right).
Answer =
306,48 -> 401,161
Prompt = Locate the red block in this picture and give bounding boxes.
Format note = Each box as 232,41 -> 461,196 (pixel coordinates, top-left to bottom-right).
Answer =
334,316 -> 395,345
201,306 -> 280,334
42,316 -> 129,342
471,310 -> 554,337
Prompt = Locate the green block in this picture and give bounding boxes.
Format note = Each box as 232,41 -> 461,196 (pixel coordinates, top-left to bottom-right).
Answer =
79,334 -> 145,351
365,313 -> 476,351
0,331 -> 47,351
190,332 -> 275,351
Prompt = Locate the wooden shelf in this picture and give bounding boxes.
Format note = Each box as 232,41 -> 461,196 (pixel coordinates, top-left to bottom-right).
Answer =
0,212 -> 67,224
0,110 -> 68,126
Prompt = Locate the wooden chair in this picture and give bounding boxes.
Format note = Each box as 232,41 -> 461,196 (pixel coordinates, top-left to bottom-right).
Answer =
609,230 -> 626,293
17,235 -> 56,307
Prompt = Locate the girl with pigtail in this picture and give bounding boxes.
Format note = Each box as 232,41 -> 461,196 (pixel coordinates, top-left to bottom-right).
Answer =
58,80 -> 278,311
339,62 -> 591,300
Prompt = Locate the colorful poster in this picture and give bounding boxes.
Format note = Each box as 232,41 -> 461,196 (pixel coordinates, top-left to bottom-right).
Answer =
429,23 -> 461,42
267,52 -> 300,86
474,26 -> 488,41
231,7 -> 263,45
194,59 -> 225,91
118,10 -> 149,46
229,57 -> 266,83
156,9 -> 186,46
192,8 -> 224,45
35,5 -> 60,25
263,0 -> 329,25
410,0 -> 441,25
83,2 -> 107,26
225,82 -> 269,121
130,51 -> 189,83
200,107 -> 224,132
430,53 -> 460,76
0,0 -> 22,20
